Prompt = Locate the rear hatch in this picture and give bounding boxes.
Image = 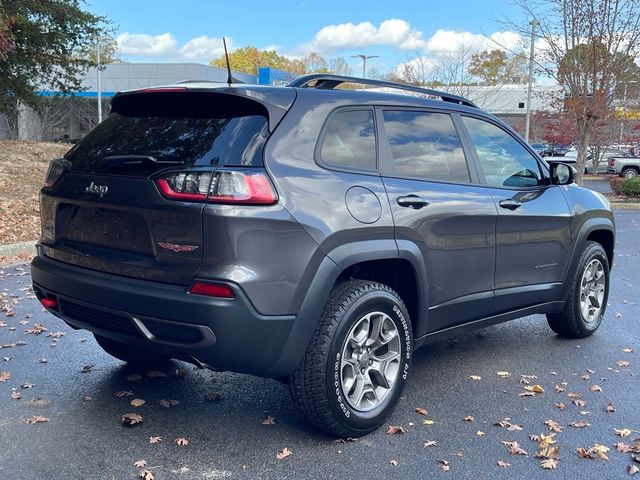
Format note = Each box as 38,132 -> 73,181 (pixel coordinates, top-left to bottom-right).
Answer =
39,87 -> 289,284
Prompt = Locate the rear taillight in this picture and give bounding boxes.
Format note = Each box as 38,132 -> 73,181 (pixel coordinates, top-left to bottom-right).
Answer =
156,170 -> 277,205
44,159 -> 69,187
609,158 -> 615,167
190,282 -> 235,298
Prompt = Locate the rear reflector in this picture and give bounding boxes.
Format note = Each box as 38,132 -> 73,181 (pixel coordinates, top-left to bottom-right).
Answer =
41,298 -> 58,308
190,282 -> 235,298
44,159 -> 69,187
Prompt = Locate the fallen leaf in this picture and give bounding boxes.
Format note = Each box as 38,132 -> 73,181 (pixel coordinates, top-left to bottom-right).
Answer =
389,459 -> 398,466
149,436 -> 162,444
24,415 -> 49,424
607,403 -> 615,413
469,375 -> 481,381
590,385 -> 602,393
476,431 -> 485,437
501,441 -> 528,456
622,348 -> 634,353
422,419 -> 435,425
592,444 -> 609,461
0,371 -> 10,382
497,371 -> 511,378
554,384 -> 566,393
569,420 -> 590,428
276,447 -> 292,460
174,437 -> 189,446
615,312 -> 623,319
262,416 -> 276,425
25,324 -> 47,335
21,383 -> 35,389
581,373 -> 590,380
540,458 -> 558,469
415,407 -> 429,416
10,389 -> 21,400
122,413 -> 143,427
567,392 -> 581,399
133,460 -> 147,468
525,384 -> 545,394
139,470 -> 154,480
617,360 -> 630,367
130,398 -> 145,407
114,391 -> 134,398
544,420 -> 562,433
158,399 -> 179,408
629,465 -> 640,476
616,428 -> 633,438
438,459 -> 450,472
518,391 -> 536,397
423,440 -> 437,448
616,442 -> 634,453
387,425 -> 407,434
38,358 -> 47,364
554,402 -> 566,410
463,416 -> 474,422
80,364 -> 94,373
577,448 -> 596,459
572,399 -> 587,408
497,460 -> 511,468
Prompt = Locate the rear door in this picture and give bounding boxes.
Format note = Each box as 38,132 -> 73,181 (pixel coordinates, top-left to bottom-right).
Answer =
378,108 -> 498,336
459,115 -> 572,313
39,89 -> 271,285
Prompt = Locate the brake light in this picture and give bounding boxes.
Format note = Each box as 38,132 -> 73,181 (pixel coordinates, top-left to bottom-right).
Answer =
156,170 -> 277,205
190,282 -> 235,298
609,158 -> 615,167
44,159 -> 69,187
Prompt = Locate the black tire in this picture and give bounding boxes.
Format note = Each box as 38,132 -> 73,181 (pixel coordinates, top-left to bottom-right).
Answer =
94,334 -> 171,367
289,280 -> 413,437
547,241 -> 610,338
622,167 -> 639,179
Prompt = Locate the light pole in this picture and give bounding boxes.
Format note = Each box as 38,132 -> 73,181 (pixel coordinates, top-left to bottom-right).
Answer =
619,80 -> 638,143
351,54 -> 379,79
524,19 -> 538,143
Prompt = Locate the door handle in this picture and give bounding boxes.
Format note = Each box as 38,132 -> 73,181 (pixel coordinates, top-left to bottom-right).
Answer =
499,199 -> 522,210
397,195 -> 429,209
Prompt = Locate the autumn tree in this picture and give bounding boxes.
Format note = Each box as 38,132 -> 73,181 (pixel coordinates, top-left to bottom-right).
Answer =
328,57 -> 352,76
302,52 -> 328,73
509,0 -> 640,184
468,49 -> 528,85
211,46 -> 305,76
0,0 -> 109,115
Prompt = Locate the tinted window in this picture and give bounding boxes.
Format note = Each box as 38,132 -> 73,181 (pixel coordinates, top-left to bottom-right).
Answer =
320,110 -> 376,170
65,92 -> 269,176
462,116 -> 543,188
382,110 -> 469,182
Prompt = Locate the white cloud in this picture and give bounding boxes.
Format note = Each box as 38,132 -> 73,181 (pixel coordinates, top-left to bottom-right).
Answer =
116,33 -> 228,62
425,29 -> 524,55
300,19 -> 428,53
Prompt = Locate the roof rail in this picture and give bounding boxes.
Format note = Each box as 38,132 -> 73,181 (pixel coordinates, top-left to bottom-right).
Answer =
287,74 -> 477,108
177,79 -> 221,84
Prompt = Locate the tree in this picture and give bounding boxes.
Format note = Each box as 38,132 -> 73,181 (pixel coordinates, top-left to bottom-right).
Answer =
508,0 -> 640,184
302,52 -> 328,73
211,46 -> 305,76
77,35 -> 122,65
468,49 -> 529,85
0,0 -> 109,115
328,57 -> 352,76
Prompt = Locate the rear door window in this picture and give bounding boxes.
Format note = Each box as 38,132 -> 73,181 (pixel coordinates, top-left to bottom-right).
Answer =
64,91 -> 269,176
381,110 -> 470,183
318,109 -> 376,171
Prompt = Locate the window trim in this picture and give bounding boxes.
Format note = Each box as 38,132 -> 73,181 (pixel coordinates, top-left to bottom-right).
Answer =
376,106 -> 479,186
314,106 -> 380,175
457,112 -> 552,191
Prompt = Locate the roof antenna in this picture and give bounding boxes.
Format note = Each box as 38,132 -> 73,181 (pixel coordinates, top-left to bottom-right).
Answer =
223,37 -> 234,87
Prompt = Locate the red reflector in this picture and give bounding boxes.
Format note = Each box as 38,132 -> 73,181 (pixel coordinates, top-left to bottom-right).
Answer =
41,298 -> 58,308
190,282 -> 235,298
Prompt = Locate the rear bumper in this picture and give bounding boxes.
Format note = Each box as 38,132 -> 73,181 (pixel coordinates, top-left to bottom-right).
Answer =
30,252 -> 297,377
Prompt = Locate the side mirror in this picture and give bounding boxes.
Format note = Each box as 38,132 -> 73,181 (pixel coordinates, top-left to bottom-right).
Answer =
549,162 -> 576,185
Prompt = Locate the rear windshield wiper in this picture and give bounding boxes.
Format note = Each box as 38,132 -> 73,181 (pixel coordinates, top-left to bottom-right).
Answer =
100,155 -> 183,170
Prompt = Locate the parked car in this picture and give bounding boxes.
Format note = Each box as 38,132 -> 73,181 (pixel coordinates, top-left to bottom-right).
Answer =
530,143 -> 546,156
550,149 -> 626,174
608,154 -> 640,177
31,74 -> 615,437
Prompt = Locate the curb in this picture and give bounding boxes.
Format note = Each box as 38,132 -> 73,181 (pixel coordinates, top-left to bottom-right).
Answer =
0,241 -> 36,257
610,203 -> 640,210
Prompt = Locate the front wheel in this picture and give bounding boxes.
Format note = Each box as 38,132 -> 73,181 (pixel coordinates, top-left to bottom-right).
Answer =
289,280 -> 413,437
547,241 -> 610,338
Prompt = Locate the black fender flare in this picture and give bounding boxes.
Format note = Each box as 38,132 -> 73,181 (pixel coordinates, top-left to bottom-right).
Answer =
264,239 -> 427,377
558,218 -> 615,301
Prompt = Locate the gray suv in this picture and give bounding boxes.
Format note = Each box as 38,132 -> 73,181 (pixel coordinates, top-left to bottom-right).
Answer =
31,74 -> 614,437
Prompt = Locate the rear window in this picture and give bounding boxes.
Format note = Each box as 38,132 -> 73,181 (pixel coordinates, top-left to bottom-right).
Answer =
64,91 -> 269,176
319,109 -> 376,171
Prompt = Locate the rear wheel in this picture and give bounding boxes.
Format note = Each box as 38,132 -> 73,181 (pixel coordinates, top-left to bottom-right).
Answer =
622,167 -> 639,178
547,241 -> 610,338
289,280 -> 413,437
94,334 -> 171,367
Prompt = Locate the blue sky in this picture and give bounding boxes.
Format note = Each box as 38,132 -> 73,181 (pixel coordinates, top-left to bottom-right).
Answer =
87,0 -> 530,75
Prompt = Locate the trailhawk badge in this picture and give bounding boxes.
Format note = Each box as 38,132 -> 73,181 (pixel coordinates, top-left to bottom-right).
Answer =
85,181 -> 109,198
158,242 -> 199,253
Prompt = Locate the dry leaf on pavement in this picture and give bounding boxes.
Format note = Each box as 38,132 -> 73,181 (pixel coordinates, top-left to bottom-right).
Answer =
175,437 -> 189,446
262,416 -> 276,425
415,407 -> 428,416
149,436 -> 162,444
133,460 -> 147,468
276,447 -> 292,460
24,415 -> 49,424
387,425 -> 407,434
122,413 -> 143,427
130,398 -> 145,407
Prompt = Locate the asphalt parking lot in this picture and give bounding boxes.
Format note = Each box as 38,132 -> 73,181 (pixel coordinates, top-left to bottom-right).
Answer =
1,211 -> 639,480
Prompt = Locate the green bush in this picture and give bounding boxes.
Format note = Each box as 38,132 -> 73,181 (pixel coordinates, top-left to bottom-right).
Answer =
609,177 -> 625,194
619,176 -> 640,198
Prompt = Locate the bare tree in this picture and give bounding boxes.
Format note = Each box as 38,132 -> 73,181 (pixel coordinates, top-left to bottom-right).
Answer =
507,0 -> 640,184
